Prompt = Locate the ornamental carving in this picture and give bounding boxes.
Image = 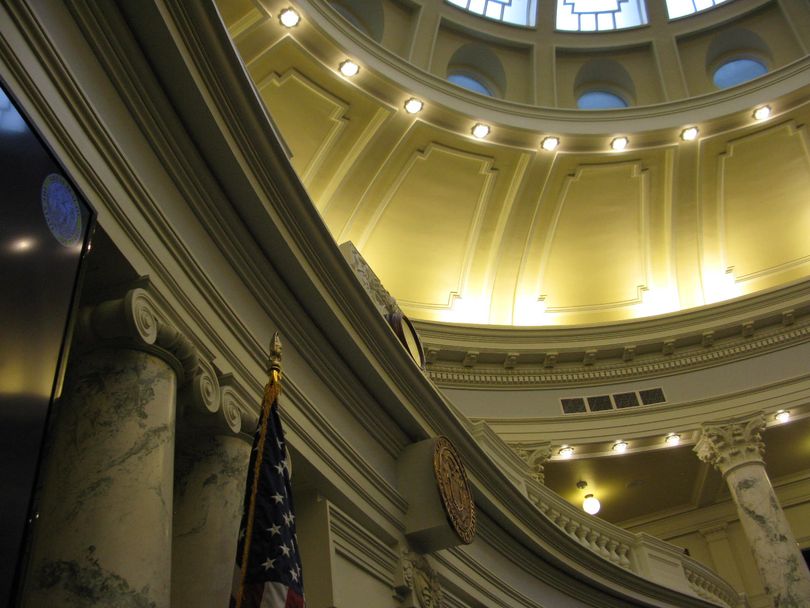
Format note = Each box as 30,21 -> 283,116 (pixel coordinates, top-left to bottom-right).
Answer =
512,441 -> 552,484
339,241 -> 400,316
694,413 -> 766,476
401,551 -> 442,608
432,437 -> 476,544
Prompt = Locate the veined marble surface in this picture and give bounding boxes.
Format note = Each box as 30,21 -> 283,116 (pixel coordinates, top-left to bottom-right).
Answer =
172,433 -> 251,607
22,348 -> 176,608
727,463 -> 810,607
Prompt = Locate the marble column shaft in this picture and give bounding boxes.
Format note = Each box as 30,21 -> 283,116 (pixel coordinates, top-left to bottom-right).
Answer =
23,347 -> 176,608
171,378 -> 255,608
695,413 -> 810,607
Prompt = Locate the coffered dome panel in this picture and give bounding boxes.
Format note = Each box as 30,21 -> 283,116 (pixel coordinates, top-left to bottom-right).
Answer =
538,162 -> 651,313
224,0 -> 810,326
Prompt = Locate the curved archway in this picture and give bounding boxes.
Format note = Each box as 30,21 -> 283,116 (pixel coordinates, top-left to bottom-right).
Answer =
447,43 -> 508,98
330,0 -> 384,42
574,59 -> 635,107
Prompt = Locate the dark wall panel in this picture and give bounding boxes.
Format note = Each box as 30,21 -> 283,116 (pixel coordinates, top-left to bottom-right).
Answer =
0,82 -> 93,604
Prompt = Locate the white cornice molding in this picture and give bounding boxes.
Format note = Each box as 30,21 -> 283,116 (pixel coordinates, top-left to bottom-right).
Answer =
328,504 -> 400,587
418,280 -> 810,387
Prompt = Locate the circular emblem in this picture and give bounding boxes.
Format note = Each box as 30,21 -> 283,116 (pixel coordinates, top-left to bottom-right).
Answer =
41,173 -> 82,247
432,436 -> 476,544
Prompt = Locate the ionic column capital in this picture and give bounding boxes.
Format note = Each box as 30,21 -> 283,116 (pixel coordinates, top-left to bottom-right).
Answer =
180,371 -> 258,440
75,285 -> 198,382
694,413 -> 766,476
75,280 -> 258,439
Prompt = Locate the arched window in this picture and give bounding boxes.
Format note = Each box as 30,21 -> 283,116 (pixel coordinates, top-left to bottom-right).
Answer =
574,59 -> 635,108
447,74 -> 493,96
447,0 -> 538,27
556,0 -> 648,32
666,0 -> 731,20
446,44 -> 507,98
706,29 -> 771,90
713,58 -> 768,88
577,90 -> 628,109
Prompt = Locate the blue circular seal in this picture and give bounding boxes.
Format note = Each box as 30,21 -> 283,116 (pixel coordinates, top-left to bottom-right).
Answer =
41,173 -> 82,247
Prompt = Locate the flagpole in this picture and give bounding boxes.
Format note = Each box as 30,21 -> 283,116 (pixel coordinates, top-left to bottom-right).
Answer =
234,332 -> 283,608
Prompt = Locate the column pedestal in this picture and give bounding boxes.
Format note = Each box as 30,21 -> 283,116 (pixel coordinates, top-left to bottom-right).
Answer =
23,347 -> 176,607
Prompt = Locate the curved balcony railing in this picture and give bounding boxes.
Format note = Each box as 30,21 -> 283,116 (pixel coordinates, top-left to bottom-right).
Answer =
471,421 -> 749,607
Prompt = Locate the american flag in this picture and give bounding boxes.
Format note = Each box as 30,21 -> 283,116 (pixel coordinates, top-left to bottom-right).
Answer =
230,369 -> 305,608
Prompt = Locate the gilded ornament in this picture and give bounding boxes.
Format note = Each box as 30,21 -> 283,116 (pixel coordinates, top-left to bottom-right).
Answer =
432,436 -> 476,544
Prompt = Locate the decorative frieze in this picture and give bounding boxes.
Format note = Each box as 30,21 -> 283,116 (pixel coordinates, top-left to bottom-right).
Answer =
424,319 -> 810,388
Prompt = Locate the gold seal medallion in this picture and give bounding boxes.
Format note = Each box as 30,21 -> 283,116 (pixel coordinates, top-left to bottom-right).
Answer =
432,436 -> 476,544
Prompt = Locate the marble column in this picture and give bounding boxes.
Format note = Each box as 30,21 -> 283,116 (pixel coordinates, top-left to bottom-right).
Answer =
21,286 -> 196,608
171,374 -> 257,608
695,413 -> 810,607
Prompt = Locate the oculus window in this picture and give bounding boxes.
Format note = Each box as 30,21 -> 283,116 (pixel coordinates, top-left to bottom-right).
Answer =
666,0 -> 730,19
577,90 -> 628,109
713,58 -> 767,88
448,73 -> 494,96
446,0 -> 538,27
557,0 -> 647,31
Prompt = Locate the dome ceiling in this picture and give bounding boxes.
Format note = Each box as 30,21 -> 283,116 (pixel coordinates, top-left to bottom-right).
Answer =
220,0 -> 810,326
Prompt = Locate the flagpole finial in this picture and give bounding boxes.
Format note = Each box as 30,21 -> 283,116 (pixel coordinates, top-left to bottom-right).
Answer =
269,331 -> 283,374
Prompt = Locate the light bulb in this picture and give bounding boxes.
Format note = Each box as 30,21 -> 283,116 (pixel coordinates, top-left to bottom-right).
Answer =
753,105 -> 771,121
339,60 -> 360,77
471,123 -> 490,139
611,136 -> 628,151
665,433 -> 681,446
775,410 -> 790,424
11,238 -> 34,252
404,98 -> 423,114
541,136 -> 559,151
680,127 -> 699,141
278,8 -> 301,27
583,494 -> 601,515
612,440 -> 628,453
558,446 -> 574,459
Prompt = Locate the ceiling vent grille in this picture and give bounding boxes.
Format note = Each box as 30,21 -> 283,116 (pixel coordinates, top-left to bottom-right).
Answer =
561,388 -> 666,414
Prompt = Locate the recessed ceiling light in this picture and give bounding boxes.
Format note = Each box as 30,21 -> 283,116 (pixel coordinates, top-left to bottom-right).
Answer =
611,136 -> 628,151
558,445 -> 574,459
404,98 -> 424,114
612,440 -> 628,453
680,127 -> 699,141
775,409 -> 790,423
541,136 -> 560,151
471,123 -> 490,139
753,105 -> 771,121
665,433 -> 681,446
582,494 -> 601,515
339,60 -> 360,77
278,8 -> 301,27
